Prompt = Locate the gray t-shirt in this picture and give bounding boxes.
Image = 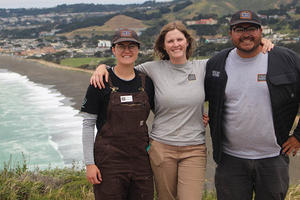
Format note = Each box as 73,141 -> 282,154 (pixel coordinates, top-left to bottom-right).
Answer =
223,48 -> 281,159
137,60 -> 207,146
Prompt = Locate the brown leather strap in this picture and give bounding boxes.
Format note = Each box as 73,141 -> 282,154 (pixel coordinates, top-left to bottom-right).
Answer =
138,73 -> 146,91
108,75 -> 119,92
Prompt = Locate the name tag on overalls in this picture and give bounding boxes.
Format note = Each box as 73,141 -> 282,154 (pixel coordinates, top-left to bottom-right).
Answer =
120,95 -> 133,103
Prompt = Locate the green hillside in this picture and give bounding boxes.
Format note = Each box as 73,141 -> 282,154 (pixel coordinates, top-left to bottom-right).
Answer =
162,0 -> 299,20
1,163 -> 300,200
1,0 -> 299,40
60,0 -> 300,37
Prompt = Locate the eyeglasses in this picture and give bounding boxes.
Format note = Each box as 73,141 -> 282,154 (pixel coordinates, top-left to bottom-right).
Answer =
115,43 -> 138,51
232,26 -> 259,34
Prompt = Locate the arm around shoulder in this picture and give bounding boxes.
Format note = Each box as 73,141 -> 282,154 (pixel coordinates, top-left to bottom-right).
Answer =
135,61 -> 158,76
90,64 -> 110,89
145,75 -> 155,111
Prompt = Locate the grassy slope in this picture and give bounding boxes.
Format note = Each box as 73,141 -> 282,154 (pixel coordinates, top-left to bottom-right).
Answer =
0,160 -> 217,200
63,15 -> 149,38
60,0 -> 298,38
0,165 -> 299,200
158,0 -> 297,21
0,164 -> 94,200
60,57 -> 106,68
1,155 -> 300,200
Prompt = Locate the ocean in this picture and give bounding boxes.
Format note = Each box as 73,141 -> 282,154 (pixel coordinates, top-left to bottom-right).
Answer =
0,69 -> 83,170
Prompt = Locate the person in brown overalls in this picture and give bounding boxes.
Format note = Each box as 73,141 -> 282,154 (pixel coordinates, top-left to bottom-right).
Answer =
81,29 -> 154,199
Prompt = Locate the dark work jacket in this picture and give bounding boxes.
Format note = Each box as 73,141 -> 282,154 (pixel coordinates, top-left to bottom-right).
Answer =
205,46 -> 300,164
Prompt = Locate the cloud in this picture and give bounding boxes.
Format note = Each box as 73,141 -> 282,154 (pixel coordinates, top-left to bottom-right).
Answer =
1,0 -> 171,9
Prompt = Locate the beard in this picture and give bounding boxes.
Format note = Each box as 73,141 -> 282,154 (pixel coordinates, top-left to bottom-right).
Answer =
233,35 -> 262,53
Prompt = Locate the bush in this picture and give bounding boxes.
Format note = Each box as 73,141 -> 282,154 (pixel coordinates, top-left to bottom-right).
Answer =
1,158 -> 299,200
0,160 -> 93,200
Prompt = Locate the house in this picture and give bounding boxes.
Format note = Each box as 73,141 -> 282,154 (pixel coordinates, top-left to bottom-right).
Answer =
98,40 -> 111,48
186,18 -> 218,25
262,26 -> 273,35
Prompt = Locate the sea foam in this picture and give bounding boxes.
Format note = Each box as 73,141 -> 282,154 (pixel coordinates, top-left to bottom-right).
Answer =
0,70 -> 83,169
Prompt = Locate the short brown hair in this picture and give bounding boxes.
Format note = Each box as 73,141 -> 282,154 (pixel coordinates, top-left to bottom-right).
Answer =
154,21 -> 195,60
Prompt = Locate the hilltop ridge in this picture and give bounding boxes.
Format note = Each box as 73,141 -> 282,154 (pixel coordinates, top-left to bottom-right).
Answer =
63,15 -> 148,38
1,0 -> 299,39
1,0 -> 300,59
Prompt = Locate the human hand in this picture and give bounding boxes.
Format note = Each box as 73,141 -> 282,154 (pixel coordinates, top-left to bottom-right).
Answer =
86,164 -> 102,184
203,113 -> 209,127
282,136 -> 300,156
90,64 -> 109,89
261,38 -> 274,54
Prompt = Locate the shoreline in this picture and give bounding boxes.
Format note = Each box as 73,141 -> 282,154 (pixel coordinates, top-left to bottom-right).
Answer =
29,58 -> 94,74
0,55 -> 92,110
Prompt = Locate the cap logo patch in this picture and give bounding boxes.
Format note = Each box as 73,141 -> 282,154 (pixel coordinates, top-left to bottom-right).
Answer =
120,30 -> 132,37
240,11 -> 252,19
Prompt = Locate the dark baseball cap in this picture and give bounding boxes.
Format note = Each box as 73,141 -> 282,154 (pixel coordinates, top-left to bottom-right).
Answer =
230,10 -> 262,27
112,28 -> 140,45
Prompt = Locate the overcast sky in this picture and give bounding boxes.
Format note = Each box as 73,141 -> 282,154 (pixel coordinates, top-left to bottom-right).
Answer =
1,0 -> 172,9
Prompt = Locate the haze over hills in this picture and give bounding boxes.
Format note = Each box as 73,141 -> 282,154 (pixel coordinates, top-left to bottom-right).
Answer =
53,0 -> 300,38
1,0 -> 298,16
1,0 -> 300,56
1,0 -> 299,39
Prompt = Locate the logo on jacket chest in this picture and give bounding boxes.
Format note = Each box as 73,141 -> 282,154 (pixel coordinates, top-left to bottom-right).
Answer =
188,74 -> 196,80
212,70 -> 220,77
257,74 -> 266,81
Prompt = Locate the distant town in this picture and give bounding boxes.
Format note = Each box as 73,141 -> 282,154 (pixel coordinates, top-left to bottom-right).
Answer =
0,1 -> 299,68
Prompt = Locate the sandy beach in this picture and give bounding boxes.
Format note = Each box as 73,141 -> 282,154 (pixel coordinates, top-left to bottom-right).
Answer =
0,55 -> 92,110
0,55 -> 299,189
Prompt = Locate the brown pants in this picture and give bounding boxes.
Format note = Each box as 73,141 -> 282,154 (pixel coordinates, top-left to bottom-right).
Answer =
93,170 -> 153,200
148,140 -> 207,200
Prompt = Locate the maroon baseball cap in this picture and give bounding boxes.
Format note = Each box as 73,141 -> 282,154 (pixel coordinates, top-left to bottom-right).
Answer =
230,10 -> 262,27
112,28 -> 140,45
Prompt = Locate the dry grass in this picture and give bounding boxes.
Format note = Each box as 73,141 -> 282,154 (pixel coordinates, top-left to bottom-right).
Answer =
286,183 -> 300,200
1,158 -> 299,200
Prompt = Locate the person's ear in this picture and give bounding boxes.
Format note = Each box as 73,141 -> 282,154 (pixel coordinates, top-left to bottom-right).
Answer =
112,47 -> 116,56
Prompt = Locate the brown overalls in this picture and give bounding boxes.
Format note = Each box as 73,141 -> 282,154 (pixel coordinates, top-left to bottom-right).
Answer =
93,73 -> 154,200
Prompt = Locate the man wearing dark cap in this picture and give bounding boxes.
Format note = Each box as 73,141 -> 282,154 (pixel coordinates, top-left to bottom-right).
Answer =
205,10 -> 300,200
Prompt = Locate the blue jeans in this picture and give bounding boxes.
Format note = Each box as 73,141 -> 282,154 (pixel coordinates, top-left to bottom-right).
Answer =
215,153 -> 289,200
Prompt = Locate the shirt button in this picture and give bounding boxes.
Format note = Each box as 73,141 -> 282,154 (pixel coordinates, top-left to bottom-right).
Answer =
291,93 -> 295,98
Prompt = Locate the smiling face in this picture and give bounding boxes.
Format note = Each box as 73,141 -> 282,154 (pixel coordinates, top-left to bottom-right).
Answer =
112,41 -> 139,66
164,29 -> 189,64
230,23 -> 262,57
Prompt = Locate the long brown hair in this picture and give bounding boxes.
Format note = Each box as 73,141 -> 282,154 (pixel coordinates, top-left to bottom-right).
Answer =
154,21 -> 195,60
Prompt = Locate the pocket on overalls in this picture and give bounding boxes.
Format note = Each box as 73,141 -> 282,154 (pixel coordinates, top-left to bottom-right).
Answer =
94,143 -> 111,165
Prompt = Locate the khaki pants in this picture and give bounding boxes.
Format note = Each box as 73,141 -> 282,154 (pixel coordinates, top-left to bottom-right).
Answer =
148,140 -> 207,200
